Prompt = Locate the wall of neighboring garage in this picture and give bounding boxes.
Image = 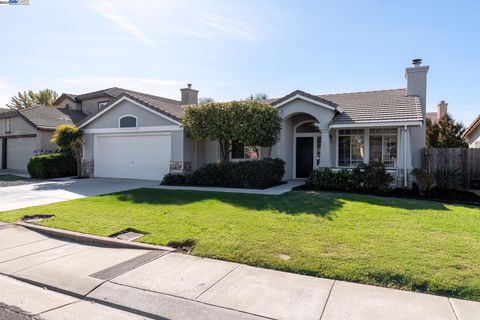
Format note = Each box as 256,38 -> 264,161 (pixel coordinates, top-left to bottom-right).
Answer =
38,130 -> 57,152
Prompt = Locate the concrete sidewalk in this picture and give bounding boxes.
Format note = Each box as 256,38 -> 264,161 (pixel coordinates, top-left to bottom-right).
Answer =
0,223 -> 479,320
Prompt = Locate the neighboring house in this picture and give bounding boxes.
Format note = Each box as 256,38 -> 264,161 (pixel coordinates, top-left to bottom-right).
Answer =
0,106 -> 87,171
463,115 -> 480,148
426,100 -> 448,123
74,59 -> 430,187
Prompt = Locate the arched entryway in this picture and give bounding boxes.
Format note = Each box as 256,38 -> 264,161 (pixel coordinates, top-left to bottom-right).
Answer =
294,121 -> 322,178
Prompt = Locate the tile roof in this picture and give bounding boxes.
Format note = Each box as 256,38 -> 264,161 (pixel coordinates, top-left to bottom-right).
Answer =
18,105 -> 88,129
261,88 -> 422,125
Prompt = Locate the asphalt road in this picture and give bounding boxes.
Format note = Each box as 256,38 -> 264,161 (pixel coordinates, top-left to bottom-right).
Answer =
0,305 -> 36,320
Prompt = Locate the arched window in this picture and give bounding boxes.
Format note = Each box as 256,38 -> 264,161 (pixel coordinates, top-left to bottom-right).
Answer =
296,121 -> 320,133
119,115 -> 138,128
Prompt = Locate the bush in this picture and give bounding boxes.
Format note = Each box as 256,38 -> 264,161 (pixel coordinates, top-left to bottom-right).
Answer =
161,158 -> 285,189
411,169 -> 435,194
433,168 -> 464,190
27,152 -> 77,179
307,162 -> 393,193
306,168 -> 354,191
352,161 -> 393,193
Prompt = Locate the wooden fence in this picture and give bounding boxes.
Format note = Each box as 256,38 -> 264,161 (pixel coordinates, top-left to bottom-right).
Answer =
422,148 -> 480,189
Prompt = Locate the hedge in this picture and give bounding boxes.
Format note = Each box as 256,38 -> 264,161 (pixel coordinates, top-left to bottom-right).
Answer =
162,158 -> 285,189
27,152 -> 77,179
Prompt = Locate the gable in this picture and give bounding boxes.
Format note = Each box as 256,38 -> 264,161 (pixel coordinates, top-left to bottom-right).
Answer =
278,98 -> 336,128
82,99 -> 179,129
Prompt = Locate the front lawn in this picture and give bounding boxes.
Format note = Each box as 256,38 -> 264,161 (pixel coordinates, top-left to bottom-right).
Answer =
1,189 -> 479,300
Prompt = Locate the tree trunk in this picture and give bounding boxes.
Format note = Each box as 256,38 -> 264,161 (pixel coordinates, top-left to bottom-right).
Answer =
219,140 -> 231,162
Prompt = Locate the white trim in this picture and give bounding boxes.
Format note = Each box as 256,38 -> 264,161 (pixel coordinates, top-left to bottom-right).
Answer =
79,96 -> 182,128
118,114 -> 138,128
93,131 -> 172,178
83,125 -> 182,134
274,94 -> 337,111
329,121 -> 422,129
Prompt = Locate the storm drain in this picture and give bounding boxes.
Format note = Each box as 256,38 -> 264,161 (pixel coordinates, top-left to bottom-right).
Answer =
22,214 -> 54,223
109,228 -> 146,241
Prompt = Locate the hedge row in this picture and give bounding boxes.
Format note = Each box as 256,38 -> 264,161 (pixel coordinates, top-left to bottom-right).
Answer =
306,161 -> 394,193
27,152 -> 77,179
162,158 -> 285,189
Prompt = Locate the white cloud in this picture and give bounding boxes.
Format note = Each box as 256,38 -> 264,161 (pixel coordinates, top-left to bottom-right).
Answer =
89,1 -> 153,45
195,11 -> 262,41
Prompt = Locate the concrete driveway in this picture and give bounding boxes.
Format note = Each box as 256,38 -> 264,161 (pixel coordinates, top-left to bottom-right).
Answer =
0,178 -> 159,212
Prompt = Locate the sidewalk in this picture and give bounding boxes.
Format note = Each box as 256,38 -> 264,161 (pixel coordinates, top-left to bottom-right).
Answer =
0,223 -> 479,320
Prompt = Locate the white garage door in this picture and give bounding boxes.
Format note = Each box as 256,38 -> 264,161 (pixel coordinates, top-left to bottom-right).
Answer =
95,133 -> 171,180
7,137 -> 37,170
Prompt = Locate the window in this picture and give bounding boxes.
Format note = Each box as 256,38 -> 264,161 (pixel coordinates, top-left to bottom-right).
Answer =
5,118 -> 11,133
296,122 -> 320,133
338,129 -> 364,167
97,101 -> 109,109
231,141 -> 259,160
119,115 -> 137,128
369,128 -> 397,167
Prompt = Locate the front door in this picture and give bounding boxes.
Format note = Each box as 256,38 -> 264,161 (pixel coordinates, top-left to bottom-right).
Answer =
296,137 -> 314,178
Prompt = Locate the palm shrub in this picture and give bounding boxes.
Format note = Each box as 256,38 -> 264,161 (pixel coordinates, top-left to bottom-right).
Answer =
411,169 -> 435,195
50,125 -> 83,177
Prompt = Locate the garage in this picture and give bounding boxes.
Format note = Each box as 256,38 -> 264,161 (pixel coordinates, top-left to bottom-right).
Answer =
3,137 -> 37,171
95,133 -> 171,180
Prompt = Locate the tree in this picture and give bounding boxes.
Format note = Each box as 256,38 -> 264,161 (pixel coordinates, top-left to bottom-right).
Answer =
6,89 -> 58,109
51,125 -> 83,177
426,114 -> 468,148
183,101 -> 282,161
246,92 -> 268,100
199,97 -> 215,104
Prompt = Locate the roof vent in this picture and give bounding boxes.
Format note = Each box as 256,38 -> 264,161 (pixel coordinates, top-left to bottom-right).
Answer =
412,58 -> 422,67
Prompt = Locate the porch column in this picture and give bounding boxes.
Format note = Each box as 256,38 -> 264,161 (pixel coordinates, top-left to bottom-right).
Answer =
319,129 -> 331,167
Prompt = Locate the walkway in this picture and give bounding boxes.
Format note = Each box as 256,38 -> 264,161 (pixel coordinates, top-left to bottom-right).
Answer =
0,223 -> 478,319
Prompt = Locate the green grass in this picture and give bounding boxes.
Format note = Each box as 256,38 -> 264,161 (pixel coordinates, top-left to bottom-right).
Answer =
0,175 -> 30,181
1,189 -> 479,300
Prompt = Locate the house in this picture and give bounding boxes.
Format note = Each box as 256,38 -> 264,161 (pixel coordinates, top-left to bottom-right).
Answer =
426,100 -> 448,123
0,106 -> 87,171
463,115 -> 480,148
73,59 -> 429,187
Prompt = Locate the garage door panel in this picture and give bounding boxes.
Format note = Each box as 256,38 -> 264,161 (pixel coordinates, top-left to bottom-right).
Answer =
7,137 -> 36,170
96,134 -> 171,180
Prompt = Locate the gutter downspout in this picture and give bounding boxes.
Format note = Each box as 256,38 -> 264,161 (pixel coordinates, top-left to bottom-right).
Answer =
403,125 -> 408,188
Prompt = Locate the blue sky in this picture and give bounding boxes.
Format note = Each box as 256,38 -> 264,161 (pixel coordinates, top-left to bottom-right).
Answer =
0,0 -> 478,124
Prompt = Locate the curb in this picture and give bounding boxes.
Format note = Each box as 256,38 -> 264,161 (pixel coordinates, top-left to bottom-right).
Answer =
15,221 -> 175,252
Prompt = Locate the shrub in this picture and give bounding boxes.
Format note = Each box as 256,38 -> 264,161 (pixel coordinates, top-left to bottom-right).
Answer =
433,168 -> 464,190
27,152 -> 77,179
306,168 -> 354,191
161,158 -> 285,189
352,161 -> 394,193
411,169 -> 435,194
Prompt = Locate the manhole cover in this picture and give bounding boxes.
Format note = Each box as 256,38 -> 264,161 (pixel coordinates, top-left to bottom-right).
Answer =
109,228 -> 147,241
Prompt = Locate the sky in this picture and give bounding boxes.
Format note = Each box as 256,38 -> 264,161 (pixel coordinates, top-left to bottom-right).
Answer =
0,0 -> 478,125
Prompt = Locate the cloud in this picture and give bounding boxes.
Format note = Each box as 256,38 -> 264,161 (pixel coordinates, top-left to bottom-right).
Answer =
195,11 -> 262,41
89,1 -> 153,45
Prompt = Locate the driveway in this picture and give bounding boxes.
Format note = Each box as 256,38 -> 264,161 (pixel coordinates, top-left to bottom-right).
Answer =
0,178 -> 159,212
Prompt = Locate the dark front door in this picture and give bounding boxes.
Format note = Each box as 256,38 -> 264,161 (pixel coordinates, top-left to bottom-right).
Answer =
296,137 -> 314,178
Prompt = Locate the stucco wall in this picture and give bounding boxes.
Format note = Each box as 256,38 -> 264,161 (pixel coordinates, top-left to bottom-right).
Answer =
467,126 -> 480,148
409,125 -> 426,168
38,130 -> 57,151
81,96 -> 112,115
56,97 -> 81,111
85,100 -> 177,129
0,115 -> 37,136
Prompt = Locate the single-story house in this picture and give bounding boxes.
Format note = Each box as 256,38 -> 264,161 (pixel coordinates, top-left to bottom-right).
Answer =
0,106 -> 87,171
69,59 -> 429,187
463,115 -> 480,148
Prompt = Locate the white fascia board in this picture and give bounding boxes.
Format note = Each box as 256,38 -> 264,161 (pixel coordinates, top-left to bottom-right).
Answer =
83,125 -> 182,134
274,94 -> 337,111
329,121 -> 423,129
79,96 -> 182,128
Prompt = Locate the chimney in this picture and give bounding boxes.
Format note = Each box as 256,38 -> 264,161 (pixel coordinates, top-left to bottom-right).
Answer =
405,58 -> 429,118
180,83 -> 199,105
437,100 -> 448,119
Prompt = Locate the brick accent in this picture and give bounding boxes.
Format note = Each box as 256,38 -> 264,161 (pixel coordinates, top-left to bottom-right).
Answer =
81,159 -> 94,177
169,161 -> 192,173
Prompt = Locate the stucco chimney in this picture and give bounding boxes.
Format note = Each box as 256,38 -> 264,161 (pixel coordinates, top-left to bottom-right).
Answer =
405,59 -> 429,118
180,83 -> 199,105
437,100 -> 448,119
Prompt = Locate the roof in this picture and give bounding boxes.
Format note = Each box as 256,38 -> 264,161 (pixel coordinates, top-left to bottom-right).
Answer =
262,88 -> 422,125
463,114 -> 480,138
17,105 -> 88,130
271,90 -> 339,110
78,88 -> 184,127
